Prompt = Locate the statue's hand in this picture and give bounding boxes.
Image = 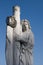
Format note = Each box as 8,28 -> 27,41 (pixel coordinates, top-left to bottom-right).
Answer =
14,33 -> 21,41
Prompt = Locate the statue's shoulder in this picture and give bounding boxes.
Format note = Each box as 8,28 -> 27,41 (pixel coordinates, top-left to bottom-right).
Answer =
6,16 -> 17,28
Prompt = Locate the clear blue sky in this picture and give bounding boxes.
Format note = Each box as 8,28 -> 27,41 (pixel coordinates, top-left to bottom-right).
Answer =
0,0 -> 43,65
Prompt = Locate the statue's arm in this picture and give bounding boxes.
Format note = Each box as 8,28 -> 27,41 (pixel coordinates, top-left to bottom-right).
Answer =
15,34 -> 28,43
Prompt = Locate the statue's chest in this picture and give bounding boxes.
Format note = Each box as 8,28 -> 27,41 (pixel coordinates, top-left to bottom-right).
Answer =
14,24 -> 22,35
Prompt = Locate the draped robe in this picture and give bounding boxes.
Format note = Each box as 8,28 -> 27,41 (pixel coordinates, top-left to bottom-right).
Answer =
5,16 -> 22,65
15,29 -> 34,65
5,17 -> 34,65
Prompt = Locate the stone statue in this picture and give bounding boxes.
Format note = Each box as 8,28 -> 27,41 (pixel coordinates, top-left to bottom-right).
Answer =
5,6 -> 22,65
21,20 -> 34,65
15,19 -> 34,65
5,6 -> 34,65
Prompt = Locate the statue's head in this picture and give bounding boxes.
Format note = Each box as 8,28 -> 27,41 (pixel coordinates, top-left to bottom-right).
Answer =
7,16 -> 17,28
14,6 -> 20,11
22,19 -> 31,32
13,6 -> 20,15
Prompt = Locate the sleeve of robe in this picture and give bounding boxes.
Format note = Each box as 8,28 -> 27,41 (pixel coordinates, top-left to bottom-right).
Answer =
5,17 -> 14,65
27,30 -> 34,49
15,34 -> 28,43
14,32 -> 28,43
15,30 -> 34,47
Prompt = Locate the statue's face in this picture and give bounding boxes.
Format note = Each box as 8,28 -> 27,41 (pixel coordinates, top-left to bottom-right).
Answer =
14,6 -> 20,12
24,22 -> 29,30
22,22 -> 29,32
15,8 -> 19,11
9,17 -> 17,28
9,17 -> 14,23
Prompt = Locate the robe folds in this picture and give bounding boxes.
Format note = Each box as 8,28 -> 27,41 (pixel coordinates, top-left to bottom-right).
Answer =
14,29 -> 34,65
5,17 -> 34,65
5,25 -> 34,65
5,25 -> 13,65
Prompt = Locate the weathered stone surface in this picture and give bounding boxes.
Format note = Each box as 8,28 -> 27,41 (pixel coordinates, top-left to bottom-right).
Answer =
5,6 -> 34,65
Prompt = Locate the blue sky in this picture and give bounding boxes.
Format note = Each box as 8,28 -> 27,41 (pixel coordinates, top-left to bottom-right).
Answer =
0,0 -> 43,65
